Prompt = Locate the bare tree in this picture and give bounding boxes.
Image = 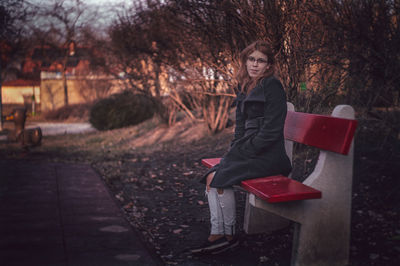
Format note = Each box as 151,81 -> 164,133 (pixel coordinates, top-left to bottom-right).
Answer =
104,0 -> 398,135
107,1 -> 189,123
0,0 -> 29,129
164,0 -> 240,132
29,0 -> 97,106
307,0 -> 400,109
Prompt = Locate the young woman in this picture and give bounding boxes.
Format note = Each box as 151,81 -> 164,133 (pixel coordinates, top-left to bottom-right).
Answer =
191,40 -> 292,254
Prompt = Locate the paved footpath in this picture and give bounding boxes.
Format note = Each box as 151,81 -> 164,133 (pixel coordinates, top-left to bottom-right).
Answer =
0,160 -> 161,266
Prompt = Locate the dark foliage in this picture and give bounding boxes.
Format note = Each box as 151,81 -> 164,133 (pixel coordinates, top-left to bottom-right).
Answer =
89,91 -> 155,131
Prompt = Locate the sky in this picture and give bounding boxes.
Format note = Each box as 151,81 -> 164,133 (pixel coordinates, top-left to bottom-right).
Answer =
83,0 -> 132,8
27,0 -> 131,6
24,0 -> 137,33
25,0 -> 135,15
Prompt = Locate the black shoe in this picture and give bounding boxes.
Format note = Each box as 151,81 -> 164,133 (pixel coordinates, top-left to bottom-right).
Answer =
190,237 -> 229,254
210,237 -> 239,254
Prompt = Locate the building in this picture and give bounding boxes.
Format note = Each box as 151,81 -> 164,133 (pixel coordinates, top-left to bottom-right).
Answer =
1,79 -> 40,114
1,41 -> 116,114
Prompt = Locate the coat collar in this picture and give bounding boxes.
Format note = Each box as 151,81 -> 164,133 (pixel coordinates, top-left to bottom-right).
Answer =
239,76 -> 275,112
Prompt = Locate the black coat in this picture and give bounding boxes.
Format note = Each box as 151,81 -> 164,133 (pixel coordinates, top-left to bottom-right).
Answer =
201,76 -> 292,188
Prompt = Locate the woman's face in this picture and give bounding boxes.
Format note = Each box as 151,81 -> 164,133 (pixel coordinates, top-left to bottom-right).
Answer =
246,50 -> 269,78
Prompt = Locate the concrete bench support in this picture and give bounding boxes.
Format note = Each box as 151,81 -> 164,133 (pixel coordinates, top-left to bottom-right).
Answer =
246,105 -> 355,266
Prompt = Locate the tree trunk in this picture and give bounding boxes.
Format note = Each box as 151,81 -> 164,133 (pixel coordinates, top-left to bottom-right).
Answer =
0,58 -> 3,130
62,56 -> 68,106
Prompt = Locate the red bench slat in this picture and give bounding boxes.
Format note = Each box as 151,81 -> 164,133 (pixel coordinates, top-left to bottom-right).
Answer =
201,158 -> 221,168
241,176 -> 322,203
201,158 -> 322,203
284,111 -> 357,155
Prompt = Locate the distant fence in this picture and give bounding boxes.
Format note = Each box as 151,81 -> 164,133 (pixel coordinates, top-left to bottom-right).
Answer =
2,103 -> 41,115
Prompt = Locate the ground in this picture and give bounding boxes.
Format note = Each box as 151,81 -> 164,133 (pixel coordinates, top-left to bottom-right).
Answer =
0,114 -> 399,266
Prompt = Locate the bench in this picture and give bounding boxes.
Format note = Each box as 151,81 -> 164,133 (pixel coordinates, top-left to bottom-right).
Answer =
2,107 -> 42,146
201,104 -> 357,266
2,107 -> 27,142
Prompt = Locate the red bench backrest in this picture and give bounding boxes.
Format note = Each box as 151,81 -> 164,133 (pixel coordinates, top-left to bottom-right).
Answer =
284,111 -> 357,155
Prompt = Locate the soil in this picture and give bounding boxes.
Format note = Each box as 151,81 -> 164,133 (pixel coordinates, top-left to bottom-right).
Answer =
0,115 -> 399,266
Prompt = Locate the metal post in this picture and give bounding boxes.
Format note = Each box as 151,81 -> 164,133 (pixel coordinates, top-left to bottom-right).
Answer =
32,86 -> 36,116
0,57 -> 3,131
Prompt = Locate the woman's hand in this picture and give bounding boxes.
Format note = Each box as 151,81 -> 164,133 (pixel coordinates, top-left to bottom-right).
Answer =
206,171 -> 215,192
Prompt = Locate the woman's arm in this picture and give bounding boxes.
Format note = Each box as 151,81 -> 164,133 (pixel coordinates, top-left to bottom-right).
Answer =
230,95 -> 246,146
242,78 -> 287,154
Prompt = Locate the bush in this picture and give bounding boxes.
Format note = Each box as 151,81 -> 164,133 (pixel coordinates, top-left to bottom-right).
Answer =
89,91 -> 155,130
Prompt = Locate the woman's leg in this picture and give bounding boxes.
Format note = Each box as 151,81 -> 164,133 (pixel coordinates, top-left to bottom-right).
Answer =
191,173 -> 238,253
206,172 -> 236,240
207,187 -> 224,237
206,172 -> 224,240
217,187 -> 236,238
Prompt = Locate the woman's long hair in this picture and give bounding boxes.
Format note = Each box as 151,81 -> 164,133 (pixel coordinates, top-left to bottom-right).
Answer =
235,40 -> 275,94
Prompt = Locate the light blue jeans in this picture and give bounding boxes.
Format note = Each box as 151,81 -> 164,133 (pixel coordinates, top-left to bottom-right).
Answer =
206,187 -> 236,236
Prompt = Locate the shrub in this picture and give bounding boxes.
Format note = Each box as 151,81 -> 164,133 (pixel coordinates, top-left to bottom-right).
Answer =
89,91 -> 155,130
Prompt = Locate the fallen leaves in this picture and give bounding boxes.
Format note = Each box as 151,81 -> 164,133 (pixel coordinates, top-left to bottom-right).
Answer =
115,192 -> 124,202
123,202 -> 134,210
172,229 -> 183,234
183,171 -> 193,176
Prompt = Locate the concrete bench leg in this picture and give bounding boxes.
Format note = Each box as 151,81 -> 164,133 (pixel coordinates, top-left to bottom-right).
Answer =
249,190 -> 351,266
243,194 -> 290,234
292,205 -> 351,266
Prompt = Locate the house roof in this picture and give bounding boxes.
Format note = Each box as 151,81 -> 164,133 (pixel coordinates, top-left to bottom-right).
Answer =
31,45 -> 91,68
3,79 -> 41,87
3,41 -> 104,84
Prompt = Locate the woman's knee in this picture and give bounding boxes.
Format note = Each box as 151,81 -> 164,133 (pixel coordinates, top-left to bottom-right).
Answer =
206,173 -> 224,194
206,172 -> 215,182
